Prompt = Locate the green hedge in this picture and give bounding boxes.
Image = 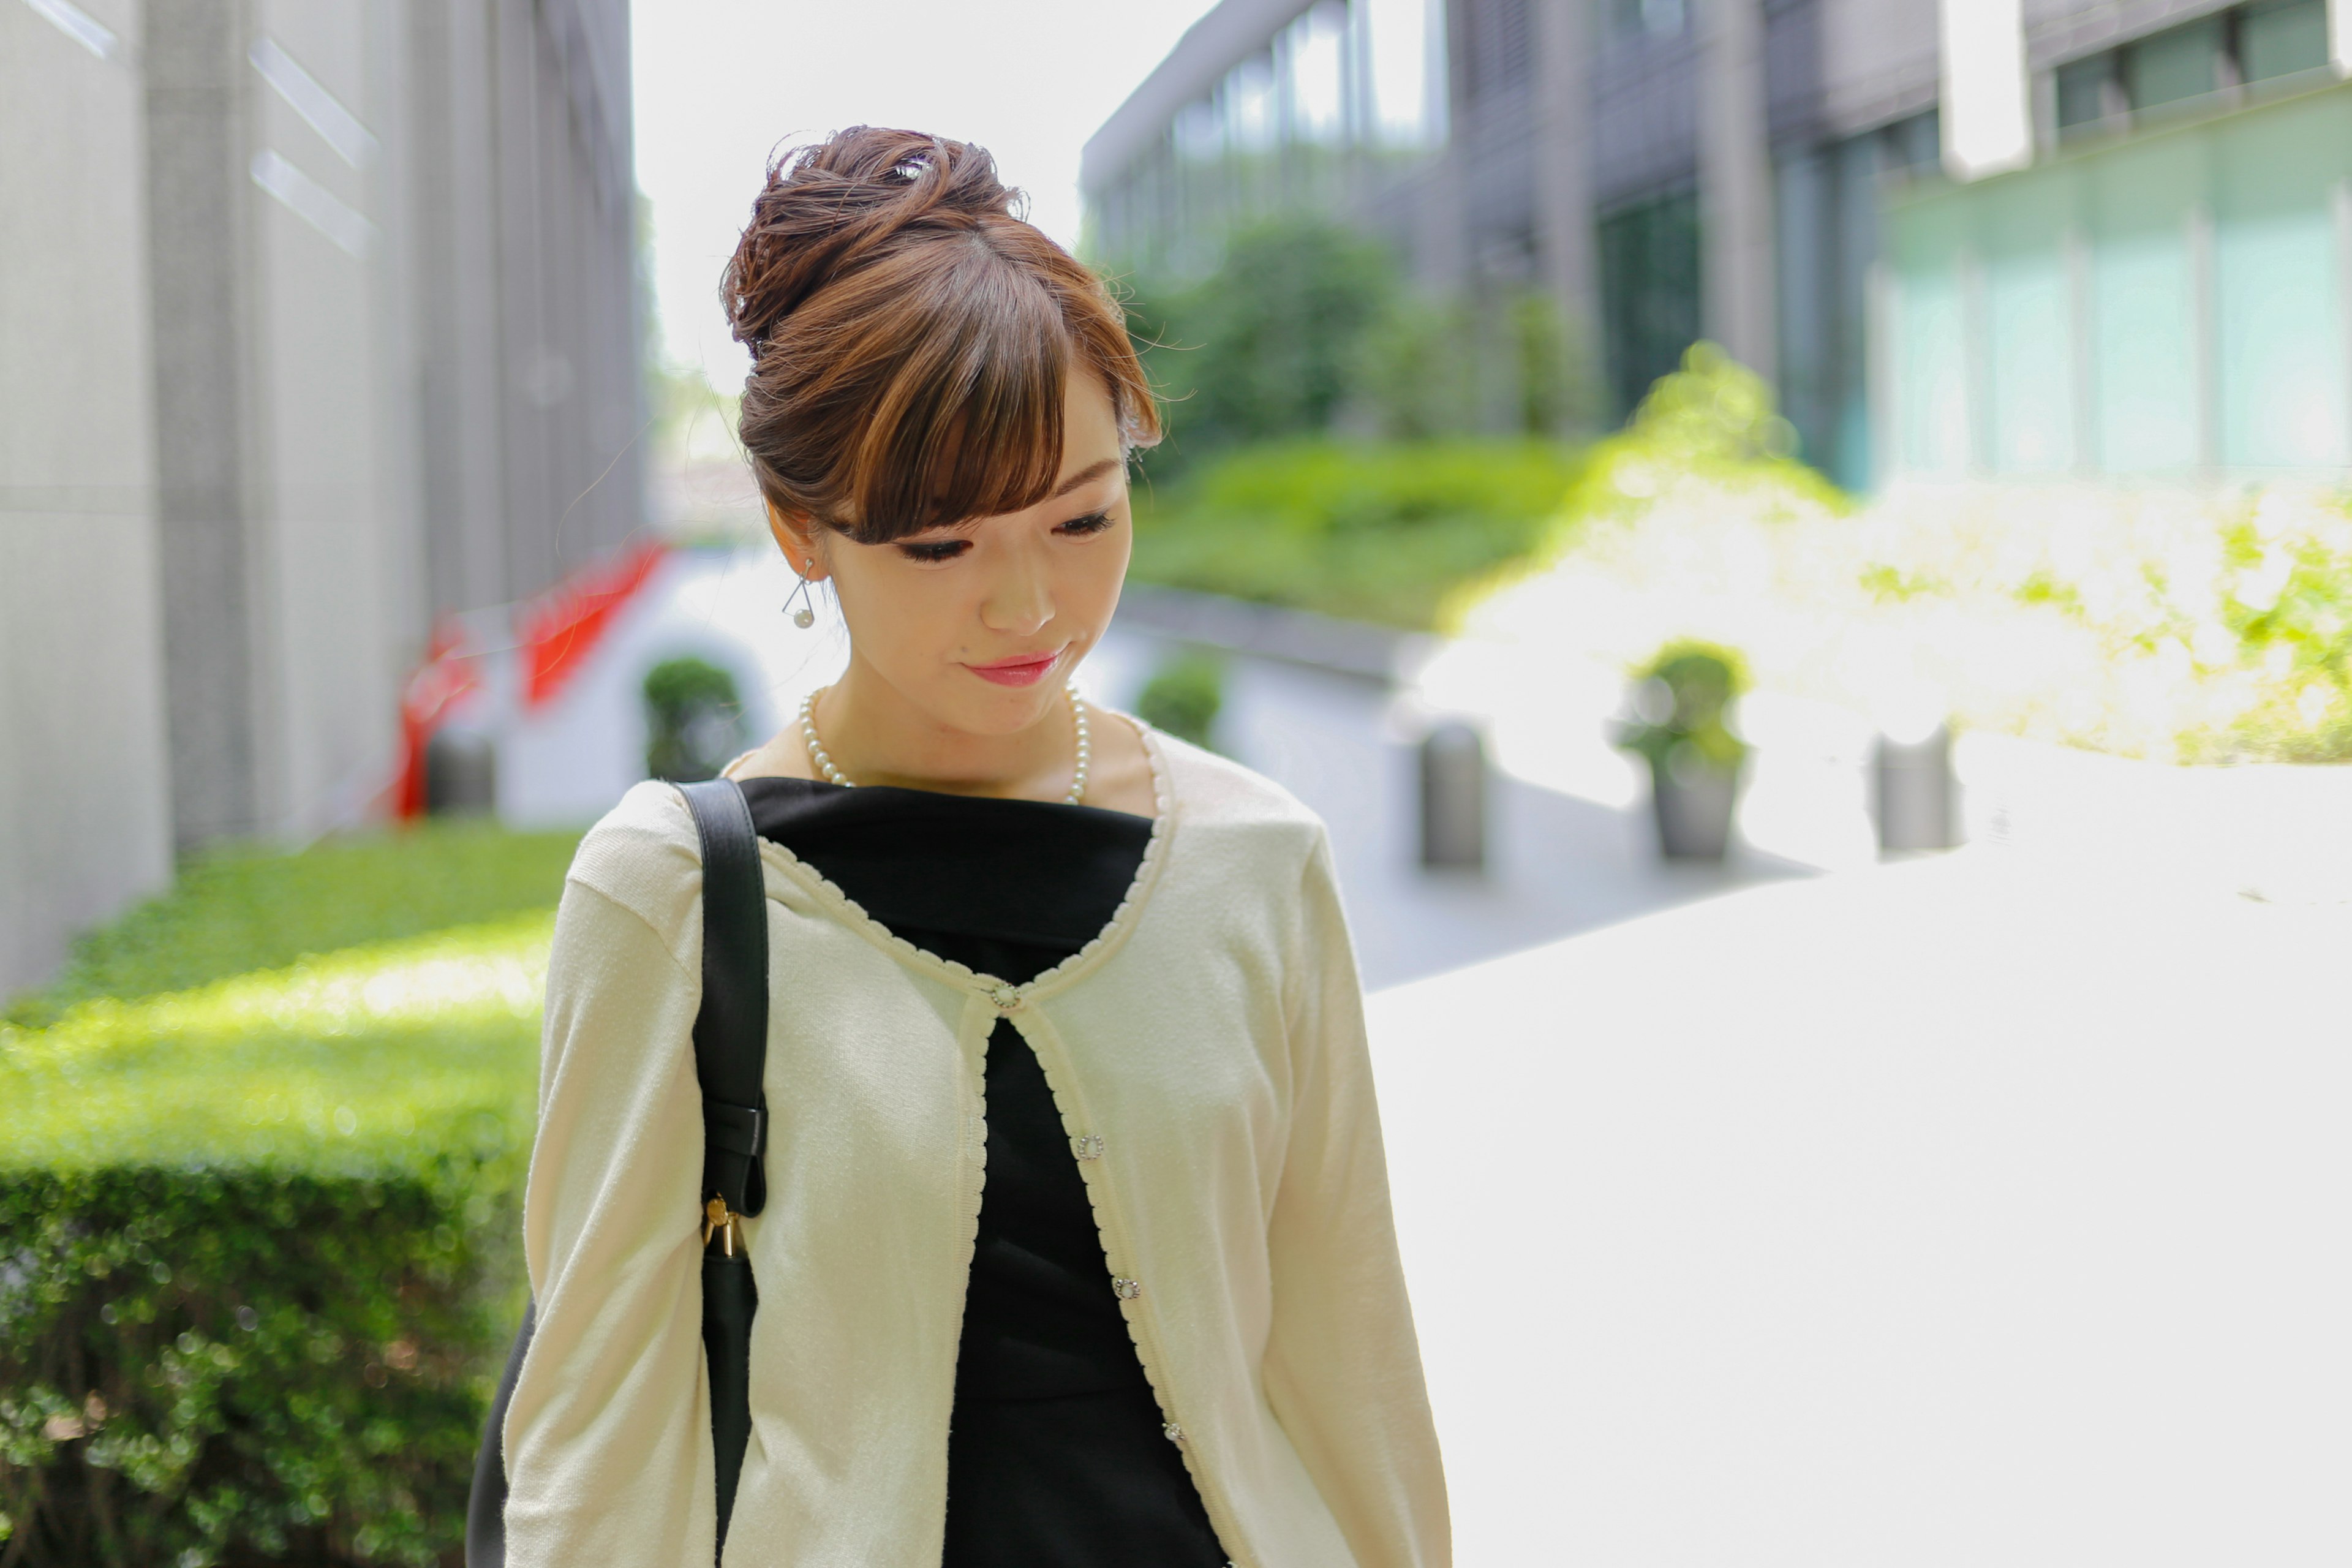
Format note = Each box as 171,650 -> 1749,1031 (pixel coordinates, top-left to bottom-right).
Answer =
1127,437 -> 1585,629
1,825 -> 571,1566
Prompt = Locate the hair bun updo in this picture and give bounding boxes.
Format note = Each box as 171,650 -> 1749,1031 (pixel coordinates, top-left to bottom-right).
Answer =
720,126 -> 1159,546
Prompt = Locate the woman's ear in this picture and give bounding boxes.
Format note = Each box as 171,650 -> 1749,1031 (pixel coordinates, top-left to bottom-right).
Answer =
765,501 -> 828,581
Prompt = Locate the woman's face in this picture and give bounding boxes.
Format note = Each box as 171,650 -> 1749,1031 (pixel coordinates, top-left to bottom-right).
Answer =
776,368 -> 1132,739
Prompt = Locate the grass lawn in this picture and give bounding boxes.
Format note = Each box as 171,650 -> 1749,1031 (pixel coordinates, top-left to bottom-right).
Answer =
2,819 -> 581,1172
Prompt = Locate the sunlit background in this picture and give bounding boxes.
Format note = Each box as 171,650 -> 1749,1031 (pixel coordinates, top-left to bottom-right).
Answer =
4,0 -> 2350,1562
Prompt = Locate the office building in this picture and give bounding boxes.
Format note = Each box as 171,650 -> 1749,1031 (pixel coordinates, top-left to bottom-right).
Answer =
1,0 -> 643,993
1084,0 -> 2352,490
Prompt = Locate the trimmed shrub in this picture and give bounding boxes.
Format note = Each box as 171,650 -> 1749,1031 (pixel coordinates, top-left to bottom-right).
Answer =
0,828 -> 567,1566
1135,655 -> 1226,751
1615,639 -> 1752,776
643,655 -> 747,784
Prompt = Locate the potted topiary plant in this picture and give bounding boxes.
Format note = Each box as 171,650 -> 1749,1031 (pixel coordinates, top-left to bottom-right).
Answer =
1136,651 -> 1225,751
1615,639 -> 1750,861
643,655 -> 747,782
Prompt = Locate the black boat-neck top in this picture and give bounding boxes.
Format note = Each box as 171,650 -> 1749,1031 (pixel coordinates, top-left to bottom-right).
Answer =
735,776 -> 1227,1568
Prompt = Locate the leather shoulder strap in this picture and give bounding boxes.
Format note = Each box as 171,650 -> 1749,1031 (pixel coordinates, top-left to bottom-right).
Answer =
676,778 -> 771,1217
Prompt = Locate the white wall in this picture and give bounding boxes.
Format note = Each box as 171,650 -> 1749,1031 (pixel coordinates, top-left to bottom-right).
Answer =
0,0 -> 176,995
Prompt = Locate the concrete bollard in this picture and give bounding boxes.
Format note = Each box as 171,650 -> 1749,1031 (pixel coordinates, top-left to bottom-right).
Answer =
1874,724 -> 1955,852
1419,722 -> 1487,870
426,725 -> 499,818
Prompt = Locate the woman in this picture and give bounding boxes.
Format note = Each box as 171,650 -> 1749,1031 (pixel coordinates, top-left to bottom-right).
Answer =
501,126 -> 1447,1567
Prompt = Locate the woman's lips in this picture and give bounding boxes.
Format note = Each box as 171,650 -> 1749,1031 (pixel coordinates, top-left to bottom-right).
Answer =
965,649 -> 1063,687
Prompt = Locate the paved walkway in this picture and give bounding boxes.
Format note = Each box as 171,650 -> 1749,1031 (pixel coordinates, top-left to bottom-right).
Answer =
1368,851 -> 2350,1563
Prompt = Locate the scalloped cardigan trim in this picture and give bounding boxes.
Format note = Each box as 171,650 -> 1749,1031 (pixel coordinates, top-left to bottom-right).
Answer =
500,729 -> 1450,1568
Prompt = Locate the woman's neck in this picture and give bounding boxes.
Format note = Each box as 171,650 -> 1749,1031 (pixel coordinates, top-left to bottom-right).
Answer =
810,658 -> 1080,801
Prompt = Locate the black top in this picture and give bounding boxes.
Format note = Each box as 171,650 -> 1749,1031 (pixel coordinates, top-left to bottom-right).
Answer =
737,777 -> 1226,1568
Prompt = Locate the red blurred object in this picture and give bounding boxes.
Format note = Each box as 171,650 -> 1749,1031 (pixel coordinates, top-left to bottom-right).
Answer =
394,619 -> 481,820
521,537 -> 668,709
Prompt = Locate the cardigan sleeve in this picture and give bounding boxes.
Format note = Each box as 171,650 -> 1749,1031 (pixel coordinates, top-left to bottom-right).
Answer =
1262,827 -> 1452,1568
500,869 -> 720,1567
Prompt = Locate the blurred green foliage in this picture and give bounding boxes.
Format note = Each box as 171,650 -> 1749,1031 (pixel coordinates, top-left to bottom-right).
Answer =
2201,504 -> 2352,761
1134,654 -> 1226,751
643,655 -> 747,783
1125,218 -> 1592,469
1556,342 -> 1842,526
0,830 -> 569,1565
1129,438 -> 1585,629
1114,218 -> 1596,630
7,822 -> 579,1027
1458,342 -> 2352,764
1126,220 -> 1395,459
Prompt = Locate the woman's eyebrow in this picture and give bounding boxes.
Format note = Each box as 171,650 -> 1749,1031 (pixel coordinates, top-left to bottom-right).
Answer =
1047,458 -> 1121,500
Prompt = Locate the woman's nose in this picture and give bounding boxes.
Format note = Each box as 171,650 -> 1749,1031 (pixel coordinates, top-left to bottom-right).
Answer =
979,551 -> 1053,636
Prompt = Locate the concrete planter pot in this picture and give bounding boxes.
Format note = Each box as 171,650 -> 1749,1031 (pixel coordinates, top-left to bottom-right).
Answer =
1649,756 -> 1743,861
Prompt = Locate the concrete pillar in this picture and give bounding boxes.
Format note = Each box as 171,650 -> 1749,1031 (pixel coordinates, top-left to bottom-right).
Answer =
1533,0 -> 1600,426
145,0 -> 264,847
409,0 -> 511,619
1698,0 -> 1776,383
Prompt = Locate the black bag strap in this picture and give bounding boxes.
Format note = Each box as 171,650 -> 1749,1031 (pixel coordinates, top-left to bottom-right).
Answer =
467,778 -> 771,1567
679,778 -> 771,1221
676,778 -> 769,1556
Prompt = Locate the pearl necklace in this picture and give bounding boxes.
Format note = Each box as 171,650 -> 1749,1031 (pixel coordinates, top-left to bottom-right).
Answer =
798,685 -> 1091,805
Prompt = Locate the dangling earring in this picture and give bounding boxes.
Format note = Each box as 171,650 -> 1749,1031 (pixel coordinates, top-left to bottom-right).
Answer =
784,561 -> 816,629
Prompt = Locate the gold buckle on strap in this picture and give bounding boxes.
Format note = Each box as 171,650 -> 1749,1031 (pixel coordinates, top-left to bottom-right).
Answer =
702,1195 -> 741,1257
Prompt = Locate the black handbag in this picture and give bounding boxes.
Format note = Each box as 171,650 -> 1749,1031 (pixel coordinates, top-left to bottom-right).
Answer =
465,778 -> 772,1565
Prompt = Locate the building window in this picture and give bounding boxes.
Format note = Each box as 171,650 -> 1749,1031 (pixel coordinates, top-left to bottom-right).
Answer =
2056,0 -> 2331,145
2056,55 -> 2119,132
1608,0 -> 1686,40
2123,15 -> 2223,111
2239,0 -> 2328,84
1597,189 -> 1700,420
1460,0 -> 1532,102
1878,110 -> 1942,175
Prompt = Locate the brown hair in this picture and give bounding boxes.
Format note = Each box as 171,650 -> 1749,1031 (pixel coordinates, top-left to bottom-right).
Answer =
720,126 -> 1159,546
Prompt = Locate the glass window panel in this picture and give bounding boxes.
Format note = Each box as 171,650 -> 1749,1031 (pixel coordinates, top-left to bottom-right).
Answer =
2123,18 -> 2221,111
2214,92 -> 2350,468
2089,140 -> 2201,473
1983,178 -> 2074,473
1887,198 -> 1971,477
1287,4 -> 1348,146
2239,0 -> 2329,84
2056,56 -> 2112,131
1880,110 -> 1942,173
1227,53 -> 1279,154
1597,191 -> 1700,420
1365,0 -> 1444,147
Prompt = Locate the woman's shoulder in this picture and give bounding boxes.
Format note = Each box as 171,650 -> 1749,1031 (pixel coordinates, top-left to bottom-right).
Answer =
1150,727 -> 1329,859
559,780 -> 704,964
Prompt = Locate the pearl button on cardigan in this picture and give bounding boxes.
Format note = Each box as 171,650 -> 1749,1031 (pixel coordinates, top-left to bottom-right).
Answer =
500,729 -> 1450,1568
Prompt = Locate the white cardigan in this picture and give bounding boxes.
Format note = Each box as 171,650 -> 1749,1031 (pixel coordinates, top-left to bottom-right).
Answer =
502,728 -> 1450,1567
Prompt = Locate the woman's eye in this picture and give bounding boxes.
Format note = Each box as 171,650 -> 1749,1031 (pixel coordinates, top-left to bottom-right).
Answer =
1058,511 -> 1114,537
898,539 -> 970,564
